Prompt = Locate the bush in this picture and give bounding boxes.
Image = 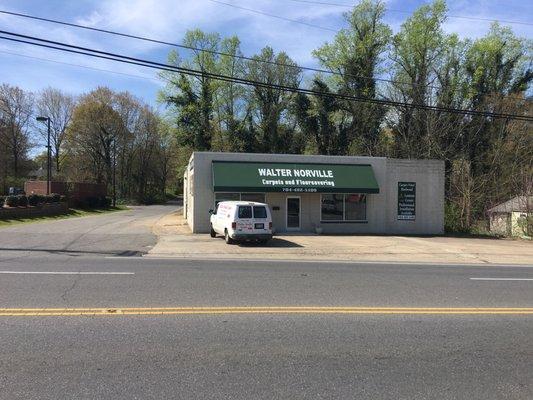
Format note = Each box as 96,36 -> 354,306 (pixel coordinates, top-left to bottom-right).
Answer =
5,195 -> 19,207
517,214 -> 533,237
16,195 -> 28,207
28,194 -> 40,206
444,202 -> 469,234
59,195 -> 67,203
0,196 -> 5,208
51,193 -> 61,203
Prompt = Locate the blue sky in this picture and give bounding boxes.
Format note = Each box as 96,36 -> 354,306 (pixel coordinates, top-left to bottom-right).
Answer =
0,0 -> 531,108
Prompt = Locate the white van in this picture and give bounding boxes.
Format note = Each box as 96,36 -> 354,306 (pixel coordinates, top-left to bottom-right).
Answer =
209,201 -> 273,244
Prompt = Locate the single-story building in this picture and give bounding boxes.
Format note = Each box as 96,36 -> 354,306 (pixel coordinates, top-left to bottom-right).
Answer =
488,196 -> 532,237
183,152 -> 444,235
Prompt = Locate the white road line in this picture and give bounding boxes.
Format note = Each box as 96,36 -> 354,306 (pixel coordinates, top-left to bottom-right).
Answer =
470,277 -> 533,281
0,271 -> 134,275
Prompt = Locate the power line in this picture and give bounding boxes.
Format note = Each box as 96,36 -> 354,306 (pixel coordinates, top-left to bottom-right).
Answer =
0,49 -> 161,83
0,9 -> 452,92
1,30 -> 531,121
0,29 -> 531,122
283,0 -> 533,26
206,0 -> 338,32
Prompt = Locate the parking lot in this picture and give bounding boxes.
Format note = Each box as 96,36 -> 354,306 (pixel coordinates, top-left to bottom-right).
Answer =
149,211 -> 533,265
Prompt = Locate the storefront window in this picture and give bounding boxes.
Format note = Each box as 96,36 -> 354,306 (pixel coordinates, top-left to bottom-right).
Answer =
214,193 -> 266,208
321,194 -> 344,221
215,192 -> 240,207
345,194 -> 366,221
321,194 -> 367,221
241,193 -> 266,203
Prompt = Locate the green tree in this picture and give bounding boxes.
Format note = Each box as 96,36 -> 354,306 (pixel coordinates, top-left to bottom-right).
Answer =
66,87 -> 172,203
160,30 -> 220,150
462,24 -> 532,176
389,0 -> 448,158
213,36 -> 252,151
313,0 -> 391,155
247,46 -> 302,153
67,88 -> 124,186
294,79 -> 342,155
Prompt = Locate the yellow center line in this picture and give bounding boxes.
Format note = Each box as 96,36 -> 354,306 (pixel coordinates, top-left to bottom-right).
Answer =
0,307 -> 532,316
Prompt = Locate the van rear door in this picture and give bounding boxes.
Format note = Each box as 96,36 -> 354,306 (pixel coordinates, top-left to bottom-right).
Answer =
236,205 -> 253,233
251,205 -> 270,234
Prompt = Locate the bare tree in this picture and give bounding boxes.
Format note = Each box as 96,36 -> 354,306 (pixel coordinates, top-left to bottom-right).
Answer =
0,84 -> 33,181
36,87 -> 76,174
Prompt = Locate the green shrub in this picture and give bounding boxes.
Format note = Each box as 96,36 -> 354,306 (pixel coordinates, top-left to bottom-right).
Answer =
28,194 -> 40,206
0,196 -> 5,208
517,214 -> 533,237
51,193 -> 61,203
444,202 -> 469,234
17,195 -> 28,207
59,195 -> 67,203
5,195 -> 18,207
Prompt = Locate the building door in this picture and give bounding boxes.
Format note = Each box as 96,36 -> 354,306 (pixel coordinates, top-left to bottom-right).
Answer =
286,197 -> 301,230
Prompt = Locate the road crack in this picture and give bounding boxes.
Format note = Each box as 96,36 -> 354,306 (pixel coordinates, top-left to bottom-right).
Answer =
61,273 -> 80,302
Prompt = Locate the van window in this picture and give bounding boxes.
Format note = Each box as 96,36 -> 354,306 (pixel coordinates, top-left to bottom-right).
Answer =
238,206 -> 252,219
253,206 -> 267,219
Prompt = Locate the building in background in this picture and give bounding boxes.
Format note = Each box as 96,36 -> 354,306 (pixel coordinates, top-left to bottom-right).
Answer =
488,196 -> 532,237
183,152 -> 444,235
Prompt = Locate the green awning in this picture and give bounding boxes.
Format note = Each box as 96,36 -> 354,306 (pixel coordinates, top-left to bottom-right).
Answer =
212,161 -> 379,193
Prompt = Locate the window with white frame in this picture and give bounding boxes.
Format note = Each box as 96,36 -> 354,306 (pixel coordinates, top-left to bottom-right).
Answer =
321,194 -> 367,221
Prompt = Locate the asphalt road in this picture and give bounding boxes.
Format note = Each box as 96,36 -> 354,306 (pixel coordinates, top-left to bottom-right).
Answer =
0,204 -> 175,257
1,206 -> 532,399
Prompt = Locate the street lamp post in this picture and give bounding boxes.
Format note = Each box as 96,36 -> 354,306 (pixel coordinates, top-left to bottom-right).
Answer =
112,136 -> 117,207
36,116 -> 51,195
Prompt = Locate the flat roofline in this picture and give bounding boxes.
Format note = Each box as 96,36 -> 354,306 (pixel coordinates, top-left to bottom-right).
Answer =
191,151 -> 444,163
192,151 -> 385,160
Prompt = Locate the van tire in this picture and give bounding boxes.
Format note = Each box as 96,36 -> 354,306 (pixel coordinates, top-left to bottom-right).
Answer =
225,230 -> 233,244
210,226 -> 216,238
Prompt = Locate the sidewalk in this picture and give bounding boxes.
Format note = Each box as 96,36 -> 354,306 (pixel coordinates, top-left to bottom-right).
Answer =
148,211 -> 533,265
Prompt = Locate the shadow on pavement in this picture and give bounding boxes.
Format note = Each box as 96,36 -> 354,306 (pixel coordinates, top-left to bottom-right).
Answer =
0,247 -> 143,257
237,238 -> 303,248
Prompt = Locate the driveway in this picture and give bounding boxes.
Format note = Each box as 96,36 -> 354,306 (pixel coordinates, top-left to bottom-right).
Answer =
149,212 -> 533,265
0,204 -> 180,258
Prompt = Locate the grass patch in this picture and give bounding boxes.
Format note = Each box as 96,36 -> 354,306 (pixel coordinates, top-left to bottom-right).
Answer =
0,205 -> 128,228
